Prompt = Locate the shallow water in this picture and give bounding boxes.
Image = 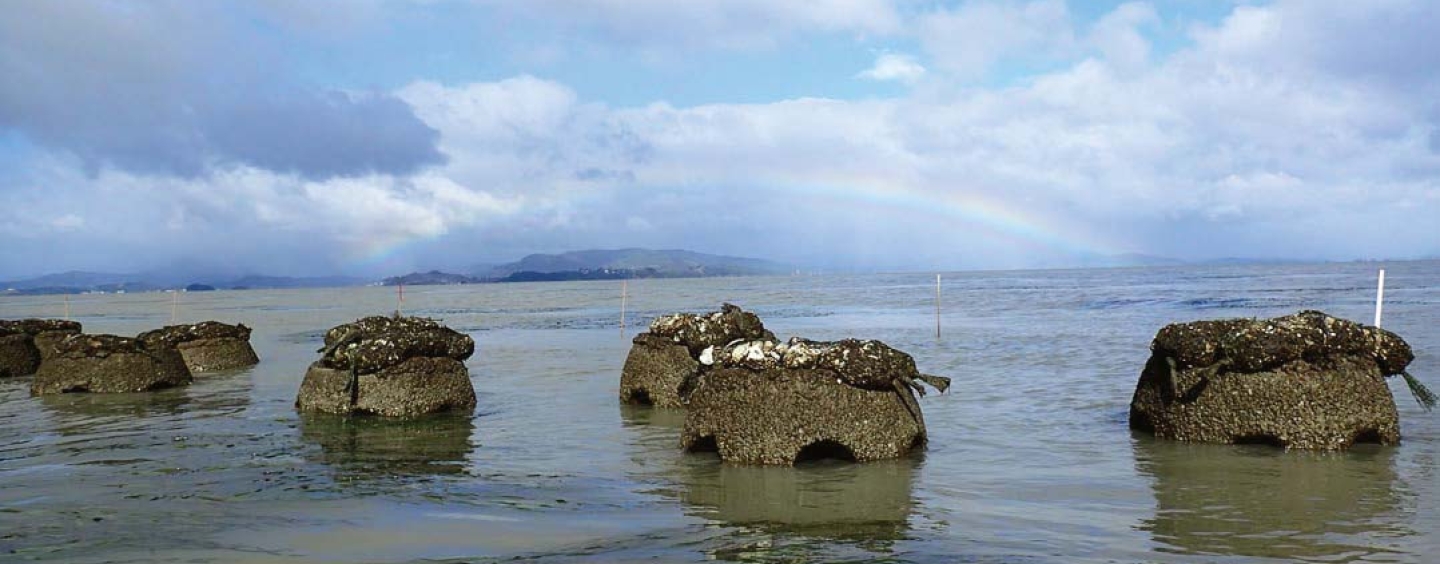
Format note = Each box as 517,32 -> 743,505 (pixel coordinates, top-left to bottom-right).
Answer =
1,261 -> 1438,563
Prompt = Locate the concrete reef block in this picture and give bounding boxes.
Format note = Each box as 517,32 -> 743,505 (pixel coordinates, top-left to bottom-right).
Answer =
619,333 -> 700,408
681,368 -> 927,466
31,334 -> 191,394
296,357 -> 476,417
137,321 -> 259,373
296,315 -> 476,417
1130,310 -> 1408,450
0,334 -> 39,379
0,319 -> 81,377
619,303 -> 773,407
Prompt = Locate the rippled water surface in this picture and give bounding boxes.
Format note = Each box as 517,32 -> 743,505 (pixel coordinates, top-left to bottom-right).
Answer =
2,261 -> 1438,562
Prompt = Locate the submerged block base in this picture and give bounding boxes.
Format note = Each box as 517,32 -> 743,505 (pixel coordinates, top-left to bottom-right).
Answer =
296,357 -> 476,417
1129,354 -> 1400,450
177,338 -> 260,373
681,367 -> 926,465
31,347 -> 191,394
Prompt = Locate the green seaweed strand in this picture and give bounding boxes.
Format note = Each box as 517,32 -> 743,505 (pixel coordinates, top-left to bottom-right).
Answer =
1401,371 -> 1437,412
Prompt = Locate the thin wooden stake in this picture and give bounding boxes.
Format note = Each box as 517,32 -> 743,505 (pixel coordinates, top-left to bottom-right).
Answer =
170,290 -> 178,324
1374,269 -> 1385,327
397,283 -> 405,317
620,280 -> 628,332
63,295 -> 71,321
935,273 -> 942,339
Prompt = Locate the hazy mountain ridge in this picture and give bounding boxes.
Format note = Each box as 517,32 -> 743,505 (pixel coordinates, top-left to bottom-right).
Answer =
383,271 -> 481,286
7,251 -> 1421,296
480,248 -> 792,278
1,271 -> 366,295
379,249 -> 793,286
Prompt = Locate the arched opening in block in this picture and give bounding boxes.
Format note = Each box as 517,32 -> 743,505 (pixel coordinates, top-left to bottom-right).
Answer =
686,435 -> 718,453
795,439 -> 857,463
627,389 -> 653,406
1128,407 -> 1154,433
1352,428 -> 1384,445
906,434 -> 926,454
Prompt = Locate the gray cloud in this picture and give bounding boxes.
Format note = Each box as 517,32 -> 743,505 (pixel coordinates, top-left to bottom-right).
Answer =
203,91 -> 444,179
0,1 -> 442,179
4,1 -> 1440,279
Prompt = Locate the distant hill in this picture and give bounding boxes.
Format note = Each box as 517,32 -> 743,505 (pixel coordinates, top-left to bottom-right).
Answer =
223,275 -> 367,290
480,249 -> 790,278
1198,257 -> 1314,266
1081,253 -> 1187,268
1,271 -> 367,295
0,271 -> 160,295
383,270 -> 480,286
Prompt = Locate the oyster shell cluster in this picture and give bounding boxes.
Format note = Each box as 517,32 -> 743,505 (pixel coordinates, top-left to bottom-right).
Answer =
1153,310 -> 1412,375
0,318 -> 81,337
318,315 -> 474,375
708,337 -> 950,395
138,321 -> 252,349
648,303 -> 774,356
49,333 -> 162,360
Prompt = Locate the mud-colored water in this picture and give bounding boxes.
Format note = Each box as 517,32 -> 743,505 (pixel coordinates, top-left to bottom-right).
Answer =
2,261 -> 1437,562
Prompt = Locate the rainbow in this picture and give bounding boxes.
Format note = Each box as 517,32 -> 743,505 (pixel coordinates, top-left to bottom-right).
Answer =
344,177 -> 1127,267
346,230 -> 438,269
781,173 -> 1126,258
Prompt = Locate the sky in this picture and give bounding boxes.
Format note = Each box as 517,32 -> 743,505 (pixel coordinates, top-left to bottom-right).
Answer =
1,0 -> 1438,278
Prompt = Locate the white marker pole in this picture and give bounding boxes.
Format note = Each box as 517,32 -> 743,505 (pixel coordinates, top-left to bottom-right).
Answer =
170,290 -> 178,324
935,274 -> 942,339
63,294 -> 71,321
620,280 -> 628,333
1374,269 -> 1386,327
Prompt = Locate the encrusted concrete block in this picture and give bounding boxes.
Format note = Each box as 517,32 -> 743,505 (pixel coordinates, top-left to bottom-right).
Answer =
0,334 -> 38,379
31,334 -> 191,394
296,316 -> 476,417
138,321 -> 259,372
1129,310 -> 1421,450
619,303 -> 772,407
619,333 -> 700,408
0,319 -> 81,377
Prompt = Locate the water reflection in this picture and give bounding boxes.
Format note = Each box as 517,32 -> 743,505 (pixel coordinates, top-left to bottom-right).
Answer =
36,388 -> 194,423
621,404 -> 917,560
677,458 -> 916,542
618,402 -> 686,429
1133,435 -> 1411,561
298,413 -> 478,478
36,376 -> 252,434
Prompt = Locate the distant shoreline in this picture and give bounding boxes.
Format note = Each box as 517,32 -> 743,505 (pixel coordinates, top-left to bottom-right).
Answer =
5,257 -> 1436,297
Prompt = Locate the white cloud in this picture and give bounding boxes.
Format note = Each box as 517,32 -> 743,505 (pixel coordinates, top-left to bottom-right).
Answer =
1088,2 -> 1159,73
917,0 -> 1076,80
50,214 -> 85,232
857,53 -> 927,84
